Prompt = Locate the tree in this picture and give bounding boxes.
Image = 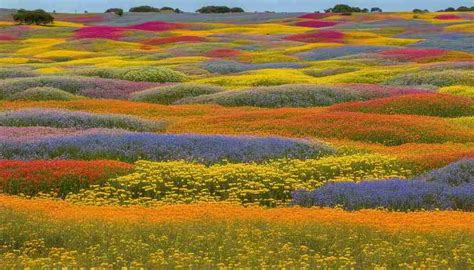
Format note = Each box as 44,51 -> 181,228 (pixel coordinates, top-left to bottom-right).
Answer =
230,7 -> 245,13
412,9 -> 425,13
129,6 -> 161,12
196,6 -> 232,13
371,7 -> 382,12
105,8 -> 123,16
328,4 -> 353,13
160,7 -> 175,12
175,8 -> 182,13
12,9 -> 54,25
444,7 -> 456,12
325,4 -> 368,13
457,6 -> 470,11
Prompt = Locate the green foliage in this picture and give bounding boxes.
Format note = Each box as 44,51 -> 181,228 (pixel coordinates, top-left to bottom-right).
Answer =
127,6 -> 180,13
386,70 -> 474,87
12,9 -> 54,25
66,154 -> 412,207
81,67 -> 186,83
105,8 -> 123,16
230,7 -> 245,13
131,83 -> 224,105
7,87 -> 83,101
120,67 -> 186,83
413,9 -> 429,13
304,67 -> 358,78
129,6 -> 161,12
196,6 -> 244,13
1,209 -> 472,268
325,4 -> 368,13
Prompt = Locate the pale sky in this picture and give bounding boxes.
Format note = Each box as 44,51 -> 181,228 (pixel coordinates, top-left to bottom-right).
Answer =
1,0 -> 473,13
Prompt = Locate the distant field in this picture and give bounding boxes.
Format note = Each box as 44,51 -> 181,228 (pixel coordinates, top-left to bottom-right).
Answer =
0,9 -> 473,268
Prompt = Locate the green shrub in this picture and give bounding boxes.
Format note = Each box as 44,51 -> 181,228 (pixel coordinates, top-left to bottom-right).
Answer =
12,9 -> 54,25
386,70 -> 474,87
0,68 -> 37,79
120,67 -> 186,83
81,67 -> 186,83
304,67 -> 358,78
7,87 -> 84,101
131,84 -> 224,104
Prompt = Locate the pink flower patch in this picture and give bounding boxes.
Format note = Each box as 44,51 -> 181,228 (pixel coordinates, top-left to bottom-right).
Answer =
0,34 -> 16,41
75,26 -> 124,39
380,48 -> 446,61
296,20 -> 338,28
206,49 -> 241,58
299,13 -> 330,20
285,30 -> 344,43
143,36 -> 206,45
127,21 -> 185,32
74,21 -> 186,40
434,14 -> 462,20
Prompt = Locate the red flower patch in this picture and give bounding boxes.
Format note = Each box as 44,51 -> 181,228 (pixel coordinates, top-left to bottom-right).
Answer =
299,13 -> 331,20
0,160 -> 133,196
143,36 -> 206,45
434,14 -> 462,20
285,30 -> 344,43
329,93 -> 474,118
296,20 -> 338,28
0,34 -> 16,41
206,49 -> 241,58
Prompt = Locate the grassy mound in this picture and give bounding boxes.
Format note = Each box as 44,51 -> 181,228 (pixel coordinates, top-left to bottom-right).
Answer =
177,84 -> 425,108
439,85 -> 474,99
7,87 -> 83,101
0,132 -> 334,163
0,76 -> 160,100
0,68 -> 37,79
131,84 -> 224,105
0,109 -> 166,132
386,70 -> 474,87
330,94 -> 474,117
80,67 -> 187,83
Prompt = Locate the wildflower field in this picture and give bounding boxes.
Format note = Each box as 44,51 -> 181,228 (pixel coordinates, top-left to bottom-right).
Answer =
0,8 -> 473,268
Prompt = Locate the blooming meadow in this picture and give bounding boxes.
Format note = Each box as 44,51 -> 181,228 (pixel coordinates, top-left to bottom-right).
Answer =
0,7 -> 473,268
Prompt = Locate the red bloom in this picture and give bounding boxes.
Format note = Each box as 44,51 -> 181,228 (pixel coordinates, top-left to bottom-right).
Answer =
296,20 -> 338,28
0,34 -> 16,41
0,160 -> 133,196
434,14 -> 462,20
299,13 -> 331,20
285,30 -> 344,43
206,49 -> 241,58
329,94 -> 474,118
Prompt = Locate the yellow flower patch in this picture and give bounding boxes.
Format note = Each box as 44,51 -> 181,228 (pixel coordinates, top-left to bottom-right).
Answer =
34,50 -> 95,59
0,57 -> 30,64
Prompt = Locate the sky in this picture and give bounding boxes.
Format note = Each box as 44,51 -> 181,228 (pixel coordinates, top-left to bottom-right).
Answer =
1,0 -> 473,13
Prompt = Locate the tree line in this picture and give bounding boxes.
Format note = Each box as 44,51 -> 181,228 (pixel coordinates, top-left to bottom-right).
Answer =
11,4 -> 474,26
